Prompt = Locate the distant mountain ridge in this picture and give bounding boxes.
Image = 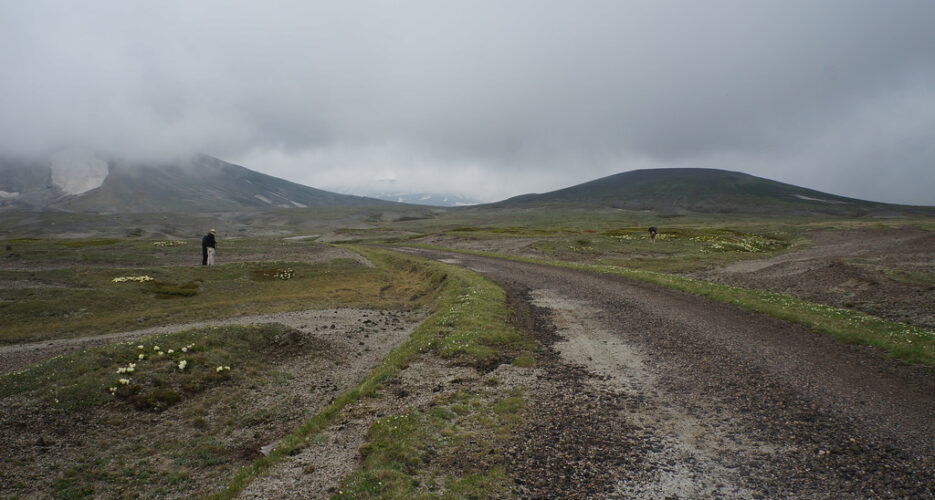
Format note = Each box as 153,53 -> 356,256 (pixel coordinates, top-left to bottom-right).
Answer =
0,153 -> 391,213
490,168 -> 933,216
368,192 -> 481,207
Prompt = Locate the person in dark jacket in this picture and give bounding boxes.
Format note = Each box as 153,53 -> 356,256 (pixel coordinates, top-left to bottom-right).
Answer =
648,226 -> 657,243
201,229 -> 216,265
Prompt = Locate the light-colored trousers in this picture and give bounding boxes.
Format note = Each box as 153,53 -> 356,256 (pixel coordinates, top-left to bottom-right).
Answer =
206,247 -> 215,265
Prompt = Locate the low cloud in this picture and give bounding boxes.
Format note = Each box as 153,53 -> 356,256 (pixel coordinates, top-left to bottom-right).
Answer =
1,1 -> 933,204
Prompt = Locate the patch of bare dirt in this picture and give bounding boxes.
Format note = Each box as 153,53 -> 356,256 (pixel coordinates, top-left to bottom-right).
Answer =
693,229 -> 935,330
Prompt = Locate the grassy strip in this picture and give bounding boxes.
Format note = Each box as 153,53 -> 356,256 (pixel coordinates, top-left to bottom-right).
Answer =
336,388 -> 523,498
407,244 -> 935,367
208,246 -> 530,499
0,255 -> 432,345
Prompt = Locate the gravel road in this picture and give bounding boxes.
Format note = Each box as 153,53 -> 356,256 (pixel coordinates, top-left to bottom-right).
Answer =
403,248 -> 935,499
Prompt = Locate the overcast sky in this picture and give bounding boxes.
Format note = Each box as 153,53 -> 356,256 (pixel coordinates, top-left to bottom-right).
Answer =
1,1 -> 934,204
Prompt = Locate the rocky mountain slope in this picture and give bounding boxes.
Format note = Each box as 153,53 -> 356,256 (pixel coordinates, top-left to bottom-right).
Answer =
0,152 -> 390,214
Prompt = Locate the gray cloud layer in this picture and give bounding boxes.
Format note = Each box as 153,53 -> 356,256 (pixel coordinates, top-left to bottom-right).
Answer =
2,1 -> 933,204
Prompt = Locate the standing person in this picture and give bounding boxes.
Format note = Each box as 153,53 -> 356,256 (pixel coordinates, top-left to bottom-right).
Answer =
201,229 -> 217,265
648,226 -> 657,243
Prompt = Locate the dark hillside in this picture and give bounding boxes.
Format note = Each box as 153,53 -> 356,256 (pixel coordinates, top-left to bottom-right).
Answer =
491,168 -> 933,216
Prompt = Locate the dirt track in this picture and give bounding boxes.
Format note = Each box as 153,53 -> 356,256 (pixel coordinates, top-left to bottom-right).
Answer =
402,248 -> 935,498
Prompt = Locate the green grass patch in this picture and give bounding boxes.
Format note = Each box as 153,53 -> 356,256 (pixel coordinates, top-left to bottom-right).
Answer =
0,324 -> 308,411
409,244 -> 935,368
60,239 -> 121,248
884,268 -> 935,287
336,389 -> 522,499
149,278 -> 202,298
511,354 -> 536,368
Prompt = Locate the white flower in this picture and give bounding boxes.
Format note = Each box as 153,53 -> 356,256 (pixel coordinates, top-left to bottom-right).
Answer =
181,347 -> 187,353
138,354 -> 145,360
108,387 -> 117,393
216,366 -> 224,372
167,349 -> 174,354
137,345 -> 144,350
119,378 -> 130,385
117,367 -> 126,374
158,351 -> 164,356
178,360 -> 187,370
153,346 -> 160,351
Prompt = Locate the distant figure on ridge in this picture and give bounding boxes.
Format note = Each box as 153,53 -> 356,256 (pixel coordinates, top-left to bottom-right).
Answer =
201,229 -> 217,265
648,226 -> 657,243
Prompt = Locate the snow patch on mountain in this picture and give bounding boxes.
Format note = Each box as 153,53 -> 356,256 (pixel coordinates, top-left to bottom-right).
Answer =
50,150 -> 109,195
794,194 -> 848,205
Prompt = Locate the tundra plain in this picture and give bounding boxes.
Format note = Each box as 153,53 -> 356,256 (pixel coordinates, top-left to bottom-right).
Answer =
2,209 -> 934,498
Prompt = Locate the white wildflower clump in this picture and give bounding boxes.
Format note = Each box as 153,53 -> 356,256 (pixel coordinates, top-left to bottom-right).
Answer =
178,360 -> 188,371
167,349 -> 174,354
112,276 -> 153,283
216,365 -> 231,372
274,268 -> 295,280
119,378 -> 131,385
138,354 -> 145,360
116,362 -> 136,374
